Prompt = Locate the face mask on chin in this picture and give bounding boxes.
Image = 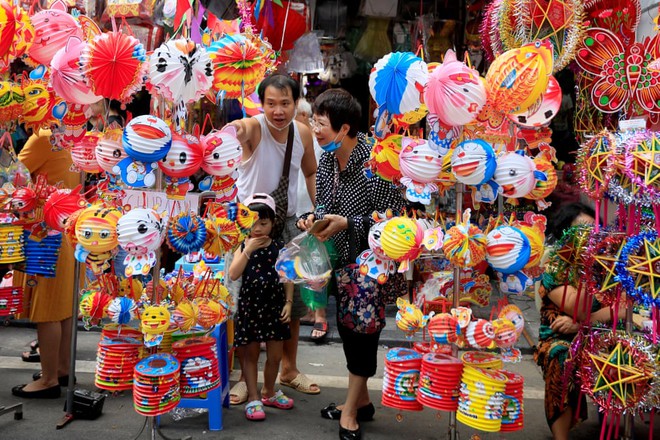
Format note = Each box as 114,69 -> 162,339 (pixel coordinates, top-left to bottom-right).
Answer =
320,132 -> 346,152
264,110 -> 297,132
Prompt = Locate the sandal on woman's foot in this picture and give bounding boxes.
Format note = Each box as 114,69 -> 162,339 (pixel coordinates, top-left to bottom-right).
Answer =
261,390 -> 294,409
245,400 -> 266,421
230,381 -> 248,405
311,321 -> 328,343
280,373 -> 321,394
21,348 -> 40,363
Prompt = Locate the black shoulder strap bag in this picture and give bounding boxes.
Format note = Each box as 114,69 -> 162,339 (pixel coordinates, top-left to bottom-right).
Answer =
269,124 -> 294,238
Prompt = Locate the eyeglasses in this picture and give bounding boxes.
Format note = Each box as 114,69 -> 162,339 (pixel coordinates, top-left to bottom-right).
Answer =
309,118 -> 331,132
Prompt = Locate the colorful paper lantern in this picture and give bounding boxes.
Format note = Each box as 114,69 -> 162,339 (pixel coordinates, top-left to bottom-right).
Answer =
172,336 -> 221,397
50,36 -> 102,105
74,205 -> 122,254
465,319 -> 496,349
43,186 -> 86,232
149,38 -> 213,105
424,49 -> 486,127
381,217 -> 423,271
158,132 -> 204,178
508,75 -> 561,128
133,354 -> 180,415
71,131 -> 103,173
116,208 -> 165,276
106,296 -> 138,325
0,5 -> 33,72
81,31 -> 147,102
166,211 -> 207,255
486,226 -> 531,274
365,133 -> 402,182
399,138 -> 443,184
399,138 -> 442,205
525,156 -> 557,209
451,139 -> 497,185
95,128 -> 126,174
140,305 -> 171,347
493,151 -> 541,199
172,300 -> 198,332
123,115 -> 172,163
498,304 -> 525,337
27,3 -> 82,66
369,52 -> 428,127
484,40 -> 554,114
368,220 -> 389,259
0,81 -> 25,127
207,33 -> 269,100
200,125 -> 242,176
443,209 -> 487,268
20,67 -> 67,132
95,336 -> 141,391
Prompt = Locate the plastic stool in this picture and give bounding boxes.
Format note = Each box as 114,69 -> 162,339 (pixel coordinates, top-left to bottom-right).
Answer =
175,322 -> 230,430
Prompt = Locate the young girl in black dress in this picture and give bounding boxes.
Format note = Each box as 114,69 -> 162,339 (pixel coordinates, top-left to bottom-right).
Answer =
228,193 -> 294,421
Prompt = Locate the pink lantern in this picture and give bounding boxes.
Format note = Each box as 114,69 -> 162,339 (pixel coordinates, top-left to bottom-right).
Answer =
399,138 -> 443,183
95,128 -> 126,174
158,132 -> 204,178
424,49 -> 486,127
399,138 -> 442,205
71,131 -> 103,173
27,2 -> 83,66
200,125 -> 242,176
51,36 -> 102,105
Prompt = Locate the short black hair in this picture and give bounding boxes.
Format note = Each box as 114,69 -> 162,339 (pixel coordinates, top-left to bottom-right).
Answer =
247,202 -> 275,222
547,202 -> 596,243
258,74 -> 300,103
312,89 -> 361,137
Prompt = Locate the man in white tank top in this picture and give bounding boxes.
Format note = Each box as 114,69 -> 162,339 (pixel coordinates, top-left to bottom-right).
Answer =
229,74 -> 321,396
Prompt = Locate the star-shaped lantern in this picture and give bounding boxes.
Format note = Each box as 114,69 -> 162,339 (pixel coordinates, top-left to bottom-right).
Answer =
589,342 -> 652,405
626,238 -> 660,301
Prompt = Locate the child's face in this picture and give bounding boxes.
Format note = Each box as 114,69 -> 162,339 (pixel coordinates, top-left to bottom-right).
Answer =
250,217 -> 273,238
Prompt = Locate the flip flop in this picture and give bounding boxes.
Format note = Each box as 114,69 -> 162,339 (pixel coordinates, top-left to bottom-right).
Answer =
230,381 -> 248,405
280,373 -> 321,395
310,321 -> 328,343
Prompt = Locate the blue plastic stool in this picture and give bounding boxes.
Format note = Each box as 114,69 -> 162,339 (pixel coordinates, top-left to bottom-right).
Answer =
174,322 -> 230,431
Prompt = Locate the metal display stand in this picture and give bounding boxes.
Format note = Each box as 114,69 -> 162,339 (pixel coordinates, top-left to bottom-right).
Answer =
447,183 -> 463,440
58,172 -> 86,429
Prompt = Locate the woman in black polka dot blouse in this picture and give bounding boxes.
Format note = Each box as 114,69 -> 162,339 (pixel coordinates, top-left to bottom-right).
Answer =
297,89 -> 405,440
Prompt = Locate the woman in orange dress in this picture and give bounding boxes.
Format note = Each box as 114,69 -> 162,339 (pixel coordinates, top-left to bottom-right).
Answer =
12,129 -> 79,398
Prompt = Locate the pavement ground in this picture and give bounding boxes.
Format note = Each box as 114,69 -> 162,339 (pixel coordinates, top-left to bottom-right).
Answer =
0,324 -> 658,440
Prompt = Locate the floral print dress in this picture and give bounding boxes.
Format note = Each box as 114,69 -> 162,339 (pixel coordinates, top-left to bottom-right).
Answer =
233,239 -> 291,347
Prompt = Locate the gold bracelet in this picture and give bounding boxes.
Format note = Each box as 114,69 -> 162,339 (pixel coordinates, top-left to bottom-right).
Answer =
243,252 -> 250,260
285,299 -> 293,303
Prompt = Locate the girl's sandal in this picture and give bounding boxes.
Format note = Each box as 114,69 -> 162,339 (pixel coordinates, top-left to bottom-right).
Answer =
261,390 -> 294,410
245,400 -> 266,421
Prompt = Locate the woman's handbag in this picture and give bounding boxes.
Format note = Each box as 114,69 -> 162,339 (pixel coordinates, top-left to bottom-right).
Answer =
269,124 -> 295,238
335,217 -> 394,334
336,263 -> 387,334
